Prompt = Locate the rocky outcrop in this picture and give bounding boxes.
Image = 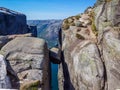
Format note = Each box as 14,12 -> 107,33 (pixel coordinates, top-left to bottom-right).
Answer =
59,0 -> 120,90
0,7 -> 37,36
1,37 -> 51,90
0,7 -> 27,35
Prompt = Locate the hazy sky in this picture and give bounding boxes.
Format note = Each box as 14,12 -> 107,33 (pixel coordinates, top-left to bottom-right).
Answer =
0,0 -> 96,20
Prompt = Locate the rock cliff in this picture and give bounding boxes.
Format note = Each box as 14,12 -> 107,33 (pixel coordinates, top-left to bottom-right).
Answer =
0,7 -> 37,36
59,0 -> 120,90
0,8 -> 51,90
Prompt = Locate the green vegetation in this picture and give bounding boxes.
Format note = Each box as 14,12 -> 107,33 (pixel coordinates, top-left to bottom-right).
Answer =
63,17 -> 75,30
102,21 -> 112,28
114,27 -> 120,31
62,24 -> 69,30
64,19 -> 69,24
20,80 -> 40,90
76,33 -> 85,40
75,15 -> 81,20
70,22 -> 75,26
105,0 -> 112,2
62,15 -> 81,30
68,18 -> 74,23
91,22 -> 98,36
89,10 -> 98,36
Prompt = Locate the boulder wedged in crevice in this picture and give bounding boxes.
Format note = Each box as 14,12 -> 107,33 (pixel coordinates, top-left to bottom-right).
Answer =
49,47 -> 61,64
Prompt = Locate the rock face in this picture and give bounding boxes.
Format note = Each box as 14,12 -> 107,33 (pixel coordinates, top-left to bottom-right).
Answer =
1,37 -> 50,90
59,0 -> 120,90
0,7 -> 27,35
102,27 -> 120,90
0,7 -> 37,37
94,0 -> 120,89
0,54 -> 11,88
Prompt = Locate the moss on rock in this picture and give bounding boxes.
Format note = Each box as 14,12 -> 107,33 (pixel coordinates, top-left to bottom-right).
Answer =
70,22 -> 75,26
75,15 -> 81,20
76,33 -> 85,40
62,24 -> 69,30
89,10 -> 98,36
20,80 -> 40,90
105,0 -> 112,2
64,19 -> 69,24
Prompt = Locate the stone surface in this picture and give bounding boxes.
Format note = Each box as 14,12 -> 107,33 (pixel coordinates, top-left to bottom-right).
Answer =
0,33 -> 32,49
60,40 -> 104,90
58,63 -> 64,90
7,33 -> 32,39
102,27 -> 120,90
71,43 -> 104,90
1,37 -> 50,90
0,54 -> 11,89
94,0 -> 120,43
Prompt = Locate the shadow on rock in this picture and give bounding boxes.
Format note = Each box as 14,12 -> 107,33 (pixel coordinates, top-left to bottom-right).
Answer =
61,51 -> 75,90
6,59 -> 20,89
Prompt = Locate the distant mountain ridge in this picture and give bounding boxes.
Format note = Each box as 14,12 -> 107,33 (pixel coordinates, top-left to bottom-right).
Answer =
27,20 -> 62,48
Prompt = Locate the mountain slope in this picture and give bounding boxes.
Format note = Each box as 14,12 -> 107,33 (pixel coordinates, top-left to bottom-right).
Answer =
27,20 -> 62,48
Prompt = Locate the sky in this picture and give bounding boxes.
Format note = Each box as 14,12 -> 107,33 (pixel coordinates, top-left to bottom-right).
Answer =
0,0 -> 96,20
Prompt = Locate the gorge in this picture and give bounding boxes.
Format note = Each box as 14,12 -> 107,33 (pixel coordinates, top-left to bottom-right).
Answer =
0,0 -> 120,90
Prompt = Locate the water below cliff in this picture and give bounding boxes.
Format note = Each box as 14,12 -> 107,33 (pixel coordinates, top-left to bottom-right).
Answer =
36,30 -> 59,90
51,63 -> 59,90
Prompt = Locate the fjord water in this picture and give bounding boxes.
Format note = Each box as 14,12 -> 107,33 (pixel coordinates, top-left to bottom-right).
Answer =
38,35 -> 59,90
51,63 -> 59,90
